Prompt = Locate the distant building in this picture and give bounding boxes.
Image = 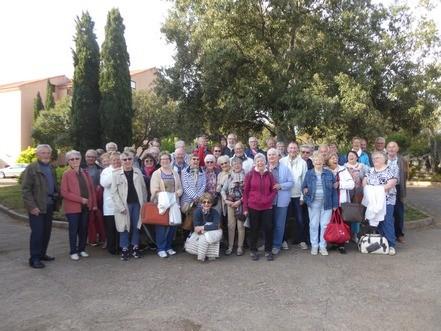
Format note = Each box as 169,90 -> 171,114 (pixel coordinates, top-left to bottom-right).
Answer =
0,68 -> 157,163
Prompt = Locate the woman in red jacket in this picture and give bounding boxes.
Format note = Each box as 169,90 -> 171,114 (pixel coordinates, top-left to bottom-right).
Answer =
61,150 -> 97,261
243,153 -> 277,261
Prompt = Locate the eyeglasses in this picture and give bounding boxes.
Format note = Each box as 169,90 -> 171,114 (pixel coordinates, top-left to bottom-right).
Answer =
69,157 -> 80,161
206,161 -> 214,164
122,158 -> 133,161
144,159 -> 154,163
213,150 -> 221,153
301,151 -> 310,154
202,200 -> 212,205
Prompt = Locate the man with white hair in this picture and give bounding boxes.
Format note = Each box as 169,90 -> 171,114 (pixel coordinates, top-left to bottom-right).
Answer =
172,147 -> 188,175
22,144 -> 58,269
105,142 -> 118,153
387,141 -> 408,243
222,133 -> 237,157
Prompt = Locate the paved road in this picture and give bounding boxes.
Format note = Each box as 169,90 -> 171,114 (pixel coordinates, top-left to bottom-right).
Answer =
407,185 -> 441,224
1,213 -> 441,331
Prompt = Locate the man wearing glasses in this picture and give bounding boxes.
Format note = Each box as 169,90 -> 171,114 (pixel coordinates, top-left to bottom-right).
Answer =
300,145 -> 314,170
245,136 -> 264,159
22,144 -> 58,268
222,133 -> 237,157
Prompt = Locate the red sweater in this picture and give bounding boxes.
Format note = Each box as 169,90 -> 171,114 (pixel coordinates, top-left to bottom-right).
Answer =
243,168 -> 277,212
61,168 -> 97,214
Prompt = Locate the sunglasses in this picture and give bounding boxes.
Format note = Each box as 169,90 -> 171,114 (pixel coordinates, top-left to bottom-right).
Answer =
220,162 -> 228,166
122,158 -> 133,161
213,150 -> 221,153
69,157 -> 80,161
144,159 -> 154,163
202,200 -> 212,205
206,161 -> 214,164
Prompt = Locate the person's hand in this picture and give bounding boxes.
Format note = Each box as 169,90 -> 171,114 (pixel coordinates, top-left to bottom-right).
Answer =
303,188 -> 308,195
81,198 -> 88,205
273,184 -> 281,191
121,208 -> 127,214
300,200 -> 304,206
243,210 -> 248,217
332,207 -> 337,211
92,206 -> 98,211
333,181 -> 339,189
233,200 -> 241,208
30,207 -> 40,216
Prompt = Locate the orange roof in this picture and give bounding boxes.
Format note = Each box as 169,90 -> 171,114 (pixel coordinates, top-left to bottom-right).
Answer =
0,75 -> 69,93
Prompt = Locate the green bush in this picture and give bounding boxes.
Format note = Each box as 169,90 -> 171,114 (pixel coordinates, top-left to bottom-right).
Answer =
55,165 -> 69,184
17,147 -> 37,164
387,132 -> 411,153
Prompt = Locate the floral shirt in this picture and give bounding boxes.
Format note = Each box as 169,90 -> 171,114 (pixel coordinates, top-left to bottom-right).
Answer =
205,169 -> 218,195
365,166 -> 398,205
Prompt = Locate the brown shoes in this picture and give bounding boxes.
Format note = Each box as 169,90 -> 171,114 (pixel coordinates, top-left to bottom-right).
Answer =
397,236 -> 406,244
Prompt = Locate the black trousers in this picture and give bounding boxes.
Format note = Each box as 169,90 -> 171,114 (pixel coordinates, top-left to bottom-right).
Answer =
29,204 -> 53,262
248,208 -> 273,253
103,215 -> 120,254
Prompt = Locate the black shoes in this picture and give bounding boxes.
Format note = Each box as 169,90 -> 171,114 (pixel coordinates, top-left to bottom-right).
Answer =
338,247 -> 347,254
41,255 -> 55,261
250,252 -> 259,261
265,252 -> 274,261
132,247 -> 141,259
29,259 -> 45,269
121,249 -> 130,261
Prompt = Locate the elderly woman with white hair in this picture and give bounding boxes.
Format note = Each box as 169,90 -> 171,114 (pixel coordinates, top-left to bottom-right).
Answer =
301,152 -> 338,256
243,153 -> 277,261
204,154 -> 220,210
362,151 -> 398,255
105,142 -> 118,153
61,150 -> 97,261
216,155 -> 231,235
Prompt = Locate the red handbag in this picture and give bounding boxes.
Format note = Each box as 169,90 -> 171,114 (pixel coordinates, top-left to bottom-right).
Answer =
324,208 -> 351,244
141,202 -> 169,226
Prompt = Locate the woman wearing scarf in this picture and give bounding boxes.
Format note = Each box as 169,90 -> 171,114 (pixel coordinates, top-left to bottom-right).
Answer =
141,153 -> 159,201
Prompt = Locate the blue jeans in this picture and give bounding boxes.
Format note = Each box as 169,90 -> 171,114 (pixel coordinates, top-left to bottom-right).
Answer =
308,199 -> 332,249
29,204 -> 53,262
272,206 -> 288,249
156,225 -> 176,252
286,197 -> 306,243
378,204 -> 396,248
66,209 -> 89,255
394,186 -> 405,237
119,203 -> 140,249
351,222 -> 360,235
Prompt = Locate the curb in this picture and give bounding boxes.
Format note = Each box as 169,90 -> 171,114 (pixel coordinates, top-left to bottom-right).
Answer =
405,217 -> 434,230
0,203 -> 68,229
408,181 -> 441,188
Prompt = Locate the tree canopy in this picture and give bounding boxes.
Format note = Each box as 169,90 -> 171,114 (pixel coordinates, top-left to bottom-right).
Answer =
71,11 -> 101,153
157,0 -> 441,145
99,8 -> 133,149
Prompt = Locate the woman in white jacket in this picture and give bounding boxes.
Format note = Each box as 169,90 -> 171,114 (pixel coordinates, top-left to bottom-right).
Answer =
100,152 -> 121,255
326,152 -> 355,254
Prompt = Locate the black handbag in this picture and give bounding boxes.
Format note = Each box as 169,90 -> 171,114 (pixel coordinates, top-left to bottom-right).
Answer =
340,203 -> 365,222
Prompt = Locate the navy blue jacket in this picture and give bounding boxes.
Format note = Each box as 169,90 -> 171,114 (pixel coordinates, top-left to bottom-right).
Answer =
301,169 -> 338,210
193,207 -> 220,231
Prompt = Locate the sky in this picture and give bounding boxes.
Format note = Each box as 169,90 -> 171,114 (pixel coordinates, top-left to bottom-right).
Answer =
0,0 -> 439,85
0,0 -> 174,85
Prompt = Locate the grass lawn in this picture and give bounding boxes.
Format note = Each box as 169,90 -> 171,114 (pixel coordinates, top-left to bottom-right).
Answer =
0,184 -> 429,222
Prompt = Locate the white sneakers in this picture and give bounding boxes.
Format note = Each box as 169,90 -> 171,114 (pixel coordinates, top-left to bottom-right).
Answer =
389,247 -> 396,256
299,242 -> 308,250
281,241 -> 289,250
70,253 -> 80,261
311,247 -> 318,255
167,249 -> 177,256
70,252 -> 88,260
157,251 -> 168,258
80,251 -> 89,258
311,247 -> 328,256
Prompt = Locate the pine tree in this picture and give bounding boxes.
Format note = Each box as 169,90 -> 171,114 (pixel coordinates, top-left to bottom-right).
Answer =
45,80 -> 55,110
33,91 -> 44,120
71,11 -> 101,152
99,8 -> 133,148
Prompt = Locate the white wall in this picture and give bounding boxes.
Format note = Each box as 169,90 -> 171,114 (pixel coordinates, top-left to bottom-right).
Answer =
0,90 -> 22,162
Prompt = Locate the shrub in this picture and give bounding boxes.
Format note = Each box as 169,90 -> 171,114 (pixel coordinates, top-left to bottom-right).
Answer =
17,147 -> 37,164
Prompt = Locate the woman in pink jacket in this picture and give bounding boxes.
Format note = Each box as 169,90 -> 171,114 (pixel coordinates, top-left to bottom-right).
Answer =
243,153 -> 277,261
61,150 -> 97,261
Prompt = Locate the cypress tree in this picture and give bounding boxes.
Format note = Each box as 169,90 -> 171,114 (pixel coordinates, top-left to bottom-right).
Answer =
45,80 -> 55,110
71,11 -> 101,152
99,8 -> 133,148
33,91 -> 44,120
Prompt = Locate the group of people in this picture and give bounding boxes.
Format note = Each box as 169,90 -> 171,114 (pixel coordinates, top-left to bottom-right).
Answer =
21,134 -> 407,268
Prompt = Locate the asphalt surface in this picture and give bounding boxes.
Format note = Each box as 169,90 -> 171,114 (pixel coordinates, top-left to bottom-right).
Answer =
1,212 -> 441,331
407,185 -> 441,224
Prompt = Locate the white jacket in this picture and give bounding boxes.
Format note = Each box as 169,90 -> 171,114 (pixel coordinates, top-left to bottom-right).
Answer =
362,185 -> 386,227
100,166 -> 118,216
280,155 -> 307,199
335,165 -> 355,204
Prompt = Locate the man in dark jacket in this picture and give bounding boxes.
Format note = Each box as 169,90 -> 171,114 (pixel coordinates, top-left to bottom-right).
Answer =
22,144 -> 58,268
